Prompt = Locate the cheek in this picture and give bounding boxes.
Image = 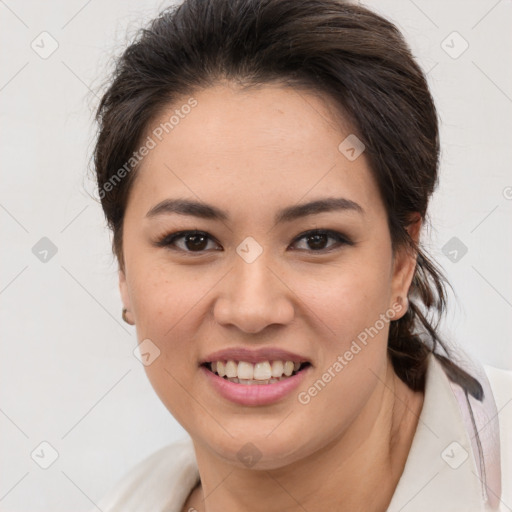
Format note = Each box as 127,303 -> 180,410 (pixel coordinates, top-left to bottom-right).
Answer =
299,253 -> 393,347
127,263 -> 203,423
290,261 -> 393,440
129,258 -> 207,330
126,261 -> 200,371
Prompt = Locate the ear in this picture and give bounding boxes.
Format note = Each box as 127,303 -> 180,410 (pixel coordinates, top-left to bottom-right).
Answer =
389,214 -> 422,319
119,267 -> 135,325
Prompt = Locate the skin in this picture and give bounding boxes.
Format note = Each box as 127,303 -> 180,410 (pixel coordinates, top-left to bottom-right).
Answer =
119,82 -> 424,512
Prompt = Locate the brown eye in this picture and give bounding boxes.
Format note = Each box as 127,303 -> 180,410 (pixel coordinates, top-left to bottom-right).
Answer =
291,229 -> 353,252
183,233 -> 209,251
156,230 -> 221,253
305,233 -> 329,250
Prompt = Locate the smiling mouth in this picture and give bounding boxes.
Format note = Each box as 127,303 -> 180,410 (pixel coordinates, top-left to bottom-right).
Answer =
201,360 -> 312,385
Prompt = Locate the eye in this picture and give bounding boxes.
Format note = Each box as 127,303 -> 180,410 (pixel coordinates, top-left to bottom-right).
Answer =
155,228 -> 353,255
290,229 -> 353,252
155,230 -> 222,254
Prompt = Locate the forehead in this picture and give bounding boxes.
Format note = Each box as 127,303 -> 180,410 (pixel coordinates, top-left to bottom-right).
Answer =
128,83 -> 383,220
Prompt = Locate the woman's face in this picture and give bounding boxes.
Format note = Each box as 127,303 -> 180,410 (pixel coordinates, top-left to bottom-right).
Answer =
119,82 -> 417,469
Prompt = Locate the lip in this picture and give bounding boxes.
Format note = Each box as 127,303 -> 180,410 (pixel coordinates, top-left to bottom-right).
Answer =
200,364 -> 312,406
200,347 -> 310,365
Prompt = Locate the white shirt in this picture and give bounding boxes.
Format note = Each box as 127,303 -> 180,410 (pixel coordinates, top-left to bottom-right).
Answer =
93,352 -> 511,512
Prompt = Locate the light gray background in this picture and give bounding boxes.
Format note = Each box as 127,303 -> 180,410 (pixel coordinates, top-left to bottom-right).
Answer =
1,0 -> 511,510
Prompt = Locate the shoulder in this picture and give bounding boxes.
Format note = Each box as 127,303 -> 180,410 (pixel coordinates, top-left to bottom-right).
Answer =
484,363 -> 512,451
484,363 -> 512,407
483,363 -> 512,509
92,436 -> 199,512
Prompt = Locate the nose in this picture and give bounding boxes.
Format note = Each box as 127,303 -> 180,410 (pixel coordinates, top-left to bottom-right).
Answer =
213,254 -> 295,334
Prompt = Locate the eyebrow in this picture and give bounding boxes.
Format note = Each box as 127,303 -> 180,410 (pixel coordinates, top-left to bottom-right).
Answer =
146,197 -> 364,224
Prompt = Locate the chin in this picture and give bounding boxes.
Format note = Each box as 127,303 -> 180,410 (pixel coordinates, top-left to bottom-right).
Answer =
198,427 -> 317,471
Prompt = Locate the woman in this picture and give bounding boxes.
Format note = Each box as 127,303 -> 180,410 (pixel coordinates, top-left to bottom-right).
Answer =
91,0 -> 510,510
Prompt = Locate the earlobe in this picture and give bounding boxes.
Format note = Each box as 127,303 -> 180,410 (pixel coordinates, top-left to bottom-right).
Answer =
119,268 -> 135,325
390,215 -> 422,318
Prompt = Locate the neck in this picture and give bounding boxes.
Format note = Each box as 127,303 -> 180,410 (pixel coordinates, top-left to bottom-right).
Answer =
185,357 -> 424,512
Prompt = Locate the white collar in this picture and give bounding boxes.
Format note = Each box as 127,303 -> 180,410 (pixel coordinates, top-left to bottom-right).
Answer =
387,352 -> 501,511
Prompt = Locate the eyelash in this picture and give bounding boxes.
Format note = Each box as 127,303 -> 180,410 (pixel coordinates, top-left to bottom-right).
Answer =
155,229 -> 353,255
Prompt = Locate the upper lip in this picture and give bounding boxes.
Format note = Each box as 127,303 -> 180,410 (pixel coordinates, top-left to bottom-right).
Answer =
200,347 -> 311,365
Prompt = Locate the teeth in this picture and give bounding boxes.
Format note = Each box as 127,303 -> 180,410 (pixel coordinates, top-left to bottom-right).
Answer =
253,362 -> 272,380
225,360 -> 238,378
209,359 -> 307,382
239,379 -> 257,385
271,360 -> 284,378
283,361 -> 294,376
237,361 -> 254,380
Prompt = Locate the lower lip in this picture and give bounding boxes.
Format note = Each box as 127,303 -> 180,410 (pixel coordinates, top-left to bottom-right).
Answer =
200,365 -> 312,406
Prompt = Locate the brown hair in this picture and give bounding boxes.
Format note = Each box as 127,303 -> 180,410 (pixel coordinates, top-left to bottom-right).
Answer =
93,0 -> 483,399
